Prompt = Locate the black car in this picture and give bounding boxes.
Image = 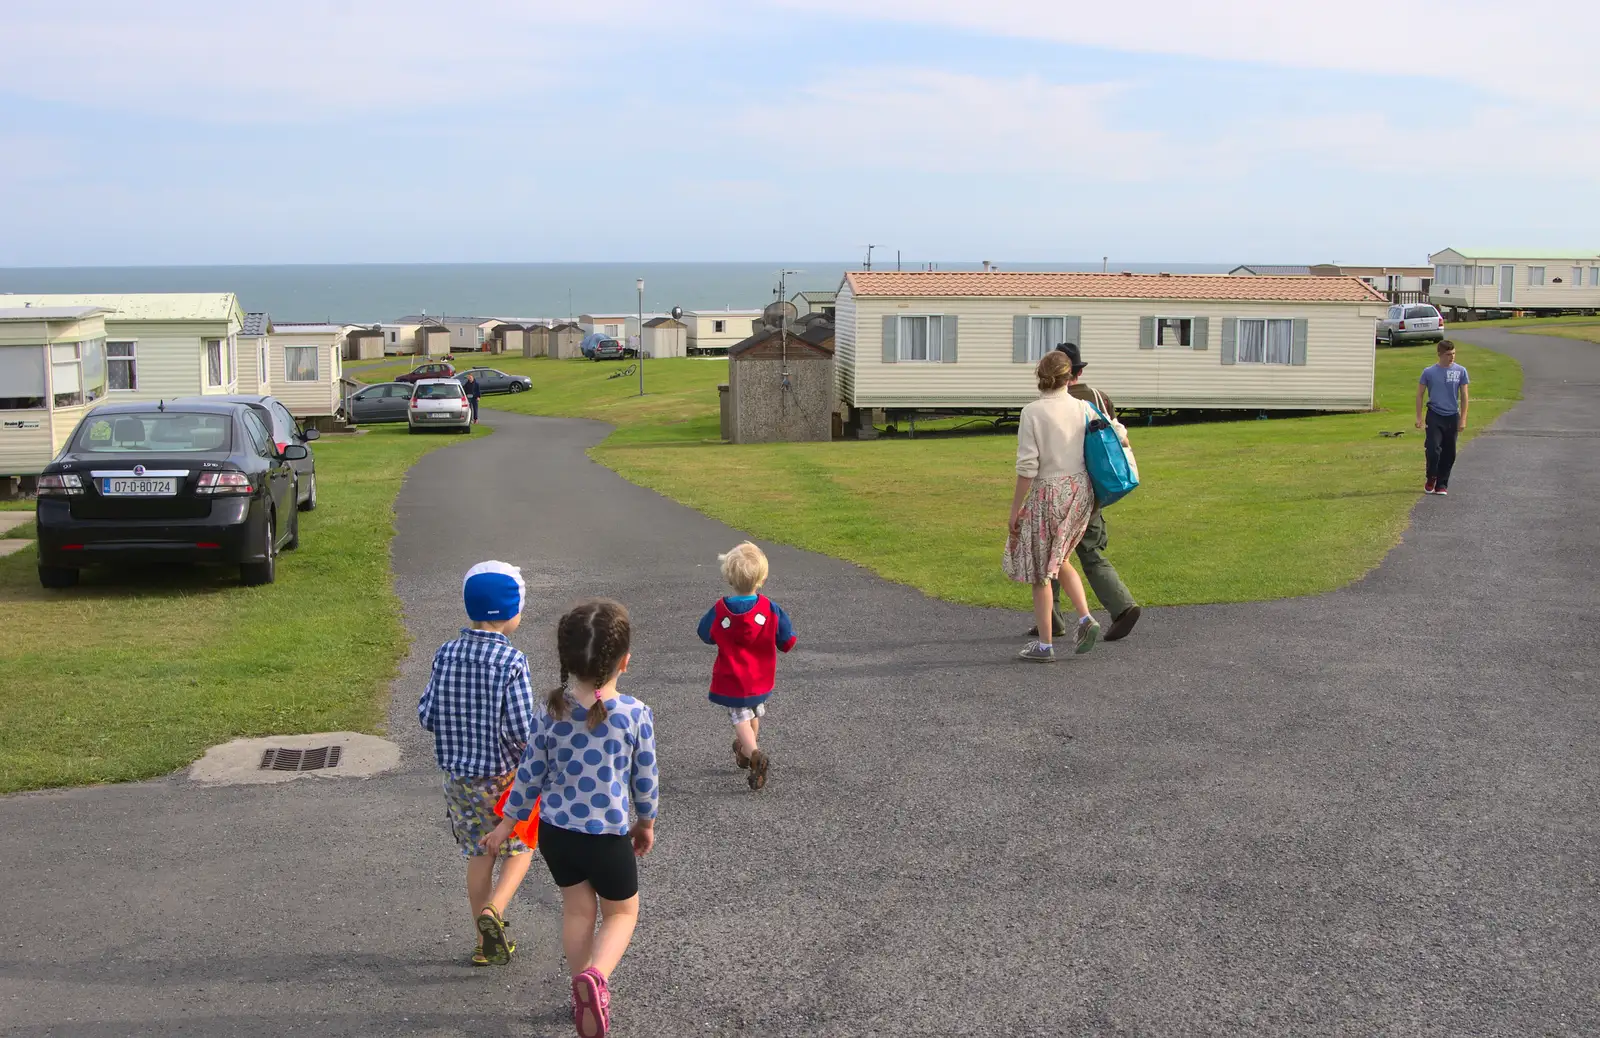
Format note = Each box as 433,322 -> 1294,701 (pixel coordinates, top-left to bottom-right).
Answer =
34,400 -> 307,588
172,395 -> 320,511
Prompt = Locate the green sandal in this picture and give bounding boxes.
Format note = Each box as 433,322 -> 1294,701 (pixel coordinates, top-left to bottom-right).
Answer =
475,906 -> 514,966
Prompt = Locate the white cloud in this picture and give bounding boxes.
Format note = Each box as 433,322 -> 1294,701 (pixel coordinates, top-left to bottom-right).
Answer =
0,0 -> 686,120
777,0 -> 1600,113
734,69 -> 1163,179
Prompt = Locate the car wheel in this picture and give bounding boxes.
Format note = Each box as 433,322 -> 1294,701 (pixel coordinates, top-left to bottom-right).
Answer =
299,471 -> 317,512
38,565 -> 79,589
509,382 -> 526,393
284,500 -> 300,551
240,513 -> 276,586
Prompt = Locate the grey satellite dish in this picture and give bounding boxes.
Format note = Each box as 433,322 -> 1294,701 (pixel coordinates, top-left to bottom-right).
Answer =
763,300 -> 798,326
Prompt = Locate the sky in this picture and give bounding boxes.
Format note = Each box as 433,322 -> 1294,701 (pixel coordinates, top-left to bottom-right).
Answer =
2,0 -> 1597,267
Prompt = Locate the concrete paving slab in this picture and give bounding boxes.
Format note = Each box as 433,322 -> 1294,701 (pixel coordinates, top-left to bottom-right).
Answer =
0,511 -> 34,534
188,731 -> 403,785
0,538 -> 32,557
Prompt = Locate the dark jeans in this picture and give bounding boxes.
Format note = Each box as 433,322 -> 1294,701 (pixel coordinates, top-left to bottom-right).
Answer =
469,398 -> 480,422
1051,508 -> 1137,621
1425,408 -> 1459,486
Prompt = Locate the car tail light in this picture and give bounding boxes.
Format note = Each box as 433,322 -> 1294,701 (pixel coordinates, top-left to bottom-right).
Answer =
411,397 -> 420,408
37,473 -> 83,496
1398,321 -> 1406,330
196,542 -> 221,549
60,544 -> 84,551
196,471 -> 252,495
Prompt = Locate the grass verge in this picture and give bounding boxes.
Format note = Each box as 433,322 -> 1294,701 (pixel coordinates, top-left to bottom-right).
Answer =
390,346 -> 1522,609
0,424 -> 482,794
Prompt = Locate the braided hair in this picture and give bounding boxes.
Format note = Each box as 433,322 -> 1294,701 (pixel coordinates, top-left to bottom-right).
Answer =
546,599 -> 632,732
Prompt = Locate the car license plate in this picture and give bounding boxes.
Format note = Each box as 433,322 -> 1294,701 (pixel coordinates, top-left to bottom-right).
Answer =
101,477 -> 177,496
428,412 -> 455,419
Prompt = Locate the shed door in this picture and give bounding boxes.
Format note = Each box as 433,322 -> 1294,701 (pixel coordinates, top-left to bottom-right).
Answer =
1499,266 -> 1514,303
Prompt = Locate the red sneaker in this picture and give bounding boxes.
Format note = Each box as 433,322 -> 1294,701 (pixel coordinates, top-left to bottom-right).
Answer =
1424,478 -> 1437,494
1434,485 -> 1448,496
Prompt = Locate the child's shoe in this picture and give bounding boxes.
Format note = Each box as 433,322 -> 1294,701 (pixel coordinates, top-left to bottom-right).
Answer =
747,749 -> 770,791
475,906 -> 512,966
733,739 -> 751,769
573,967 -> 612,1037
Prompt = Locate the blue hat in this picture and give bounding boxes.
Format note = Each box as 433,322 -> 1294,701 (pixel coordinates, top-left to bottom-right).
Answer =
463,561 -> 525,621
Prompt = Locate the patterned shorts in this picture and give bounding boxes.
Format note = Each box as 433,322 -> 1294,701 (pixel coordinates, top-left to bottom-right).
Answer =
443,772 -> 531,860
728,702 -> 767,725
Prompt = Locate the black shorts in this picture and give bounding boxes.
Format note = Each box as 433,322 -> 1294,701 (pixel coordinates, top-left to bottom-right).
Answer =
538,821 -> 638,902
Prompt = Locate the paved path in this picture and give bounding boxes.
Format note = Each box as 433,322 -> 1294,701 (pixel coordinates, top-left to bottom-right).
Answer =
3,332 -> 1596,1037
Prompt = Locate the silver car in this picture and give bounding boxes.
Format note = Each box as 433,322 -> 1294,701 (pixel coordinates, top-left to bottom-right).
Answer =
407,378 -> 471,434
1377,303 -> 1445,346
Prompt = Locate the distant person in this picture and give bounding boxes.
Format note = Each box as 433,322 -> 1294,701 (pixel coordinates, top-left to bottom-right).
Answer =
417,561 -> 539,967
1027,342 -> 1142,642
482,599 -> 658,1038
1416,340 -> 1470,495
697,542 -> 797,790
464,372 -> 482,424
1005,351 -> 1101,661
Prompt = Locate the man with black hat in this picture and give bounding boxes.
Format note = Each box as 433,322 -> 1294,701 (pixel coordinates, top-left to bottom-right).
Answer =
1030,341 -> 1142,641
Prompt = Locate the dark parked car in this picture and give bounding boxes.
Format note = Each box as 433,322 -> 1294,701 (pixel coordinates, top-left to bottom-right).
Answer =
35,401 -> 307,588
591,338 -> 627,361
454,368 -> 531,394
346,381 -> 415,424
171,394 -> 319,511
395,361 -> 456,384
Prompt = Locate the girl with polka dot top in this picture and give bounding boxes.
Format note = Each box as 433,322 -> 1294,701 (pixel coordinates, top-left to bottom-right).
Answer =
483,599 -> 658,1038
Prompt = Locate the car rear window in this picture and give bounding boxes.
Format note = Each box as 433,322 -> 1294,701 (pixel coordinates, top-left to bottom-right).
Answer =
416,383 -> 464,399
75,412 -> 233,453
1404,306 -> 1439,319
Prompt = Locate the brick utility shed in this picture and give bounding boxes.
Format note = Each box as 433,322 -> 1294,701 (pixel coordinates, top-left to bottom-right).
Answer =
726,314 -> 835,443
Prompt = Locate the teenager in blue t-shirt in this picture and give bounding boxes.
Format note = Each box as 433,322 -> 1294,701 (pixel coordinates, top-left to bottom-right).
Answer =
1415,340 -> 1470,495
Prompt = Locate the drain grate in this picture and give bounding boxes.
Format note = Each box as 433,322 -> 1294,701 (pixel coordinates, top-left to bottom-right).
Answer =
259,745 -> 343,772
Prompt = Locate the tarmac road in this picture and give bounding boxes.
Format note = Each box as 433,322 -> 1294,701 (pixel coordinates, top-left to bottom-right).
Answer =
1,329 -> 1595,1037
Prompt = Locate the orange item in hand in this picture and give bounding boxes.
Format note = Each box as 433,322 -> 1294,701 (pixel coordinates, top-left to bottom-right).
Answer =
494,785 -> 539,850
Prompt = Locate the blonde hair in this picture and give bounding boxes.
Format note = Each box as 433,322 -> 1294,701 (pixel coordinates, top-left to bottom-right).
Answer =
1035,351 -> 1073,394
719,541 -> 769,594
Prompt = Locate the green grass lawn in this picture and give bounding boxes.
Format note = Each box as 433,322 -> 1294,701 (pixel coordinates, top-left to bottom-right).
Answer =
1509,324 -> 1600,343
3,520 -> 35,539
1447,314 -> 1600,330
444,346 -> 1522,610
0,424 -> 482,794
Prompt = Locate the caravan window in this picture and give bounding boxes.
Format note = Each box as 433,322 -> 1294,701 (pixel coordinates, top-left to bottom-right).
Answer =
897,315 -> 945,362
1236,319 -> 1294,365
285,346 -> 319,382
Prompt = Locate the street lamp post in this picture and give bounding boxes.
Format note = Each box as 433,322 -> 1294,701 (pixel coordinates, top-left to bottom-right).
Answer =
636,278 -> 645,397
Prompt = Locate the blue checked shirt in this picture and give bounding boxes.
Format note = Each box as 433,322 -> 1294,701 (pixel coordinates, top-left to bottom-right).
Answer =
418,629 -> 540,778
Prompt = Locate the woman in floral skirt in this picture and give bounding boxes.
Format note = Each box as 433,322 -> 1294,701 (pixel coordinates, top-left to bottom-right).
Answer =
1004,350 -> 1101,662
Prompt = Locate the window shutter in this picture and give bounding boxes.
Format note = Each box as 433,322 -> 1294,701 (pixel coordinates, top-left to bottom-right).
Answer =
942,315 -> 958,363
1013,316 -> 1029,363
1063,316 -> 1081,352
1291,319 -> 1309,366
1191,317 -> 1209,351
882,315 -> 897,364
1139,317 -> 1155,350
1221,318 -> 1237,365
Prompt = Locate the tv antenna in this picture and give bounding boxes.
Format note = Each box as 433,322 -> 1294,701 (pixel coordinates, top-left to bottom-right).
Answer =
864,244 -> 877,271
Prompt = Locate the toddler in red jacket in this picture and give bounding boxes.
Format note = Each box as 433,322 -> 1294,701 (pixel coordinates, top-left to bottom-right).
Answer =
696,541 -> 796,791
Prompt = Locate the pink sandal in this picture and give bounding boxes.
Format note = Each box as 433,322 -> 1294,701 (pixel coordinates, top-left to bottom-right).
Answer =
572,967 -> 611,1038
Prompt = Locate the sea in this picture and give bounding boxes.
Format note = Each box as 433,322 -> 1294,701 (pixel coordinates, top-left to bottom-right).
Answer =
0,261 -> 1231,325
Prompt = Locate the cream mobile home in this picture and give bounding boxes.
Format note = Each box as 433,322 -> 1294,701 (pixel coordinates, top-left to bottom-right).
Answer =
682,309 -> 761,356
266,323 -> 347,420
0,293 -> 244,403
834,271 -> 1389,419
0,306 -> 110,477
236,312 -> 272,395
1429,248 -> 1600,316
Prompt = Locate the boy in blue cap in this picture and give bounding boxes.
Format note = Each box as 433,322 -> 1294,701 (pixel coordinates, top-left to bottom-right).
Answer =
418,560 -> 541,966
